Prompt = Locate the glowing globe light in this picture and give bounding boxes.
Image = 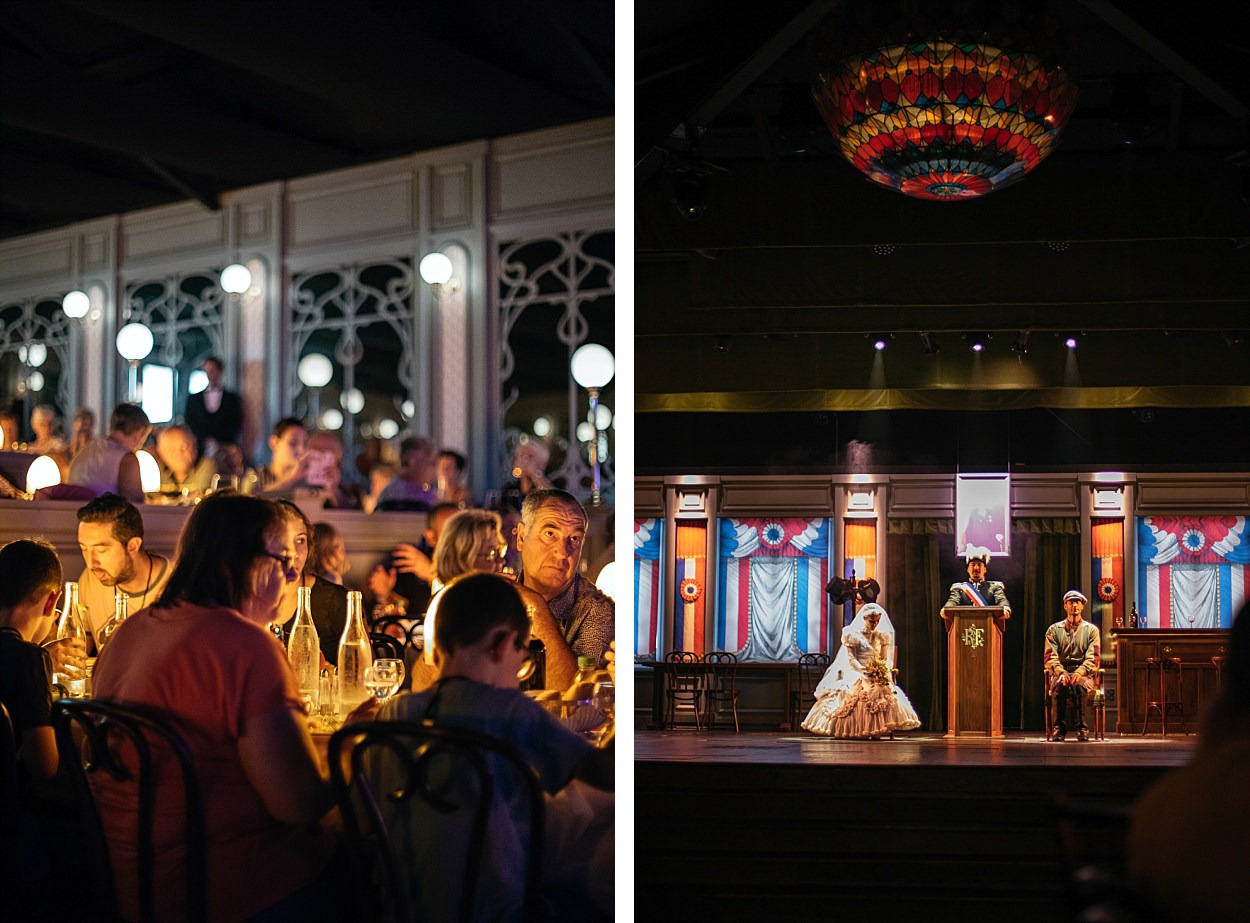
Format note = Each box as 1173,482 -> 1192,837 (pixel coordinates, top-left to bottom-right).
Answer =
401,399 -> 415,419
533,416 -> 553,437
594,405 -> 612,429
570,344 -> 615,389
377,419 -> 400,439
20,343 -> 48,367
27,371 -> 45,392
135,450 -> 161,493
576,421 -> 595,443
341,388 -> 365,414
320,408 -> 344,431
62,290 -> 90,319
116,323 -> 154,362
297,354 -> 333,389
188,369 -> 208,394
419,252 -> 454,285
26,455 -> 62,493
594,560 -> 619,601
220,263 -> 252,294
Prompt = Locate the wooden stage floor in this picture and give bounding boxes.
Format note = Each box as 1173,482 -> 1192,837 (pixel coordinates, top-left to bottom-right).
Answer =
635,728 -> 1196,768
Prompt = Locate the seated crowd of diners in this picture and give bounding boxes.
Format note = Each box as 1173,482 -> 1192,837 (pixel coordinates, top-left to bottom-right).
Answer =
1,481 -> 616,920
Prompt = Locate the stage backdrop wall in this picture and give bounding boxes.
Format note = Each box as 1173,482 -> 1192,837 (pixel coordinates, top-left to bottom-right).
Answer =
887,517 -> 1080,731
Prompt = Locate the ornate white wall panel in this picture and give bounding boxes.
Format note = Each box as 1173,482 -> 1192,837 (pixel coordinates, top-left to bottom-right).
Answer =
287,161 -> 417,251
489,119 -> 613,222
0,236 -> 74,293
432,163 -> 473,229
120,203 -> 228,266
887,477 -> 955,517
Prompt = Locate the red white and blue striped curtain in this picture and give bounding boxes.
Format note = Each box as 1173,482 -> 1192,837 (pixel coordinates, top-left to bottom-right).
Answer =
1137,516 -> 1250,629
1091,519 -> 1124,629
716,517 -> 832,661
841,521 -> 877,627
674,521 -> 708,653
633,518 -> 662,657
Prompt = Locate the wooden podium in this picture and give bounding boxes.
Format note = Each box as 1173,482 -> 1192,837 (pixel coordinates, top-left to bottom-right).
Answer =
940,606 -> 1009,738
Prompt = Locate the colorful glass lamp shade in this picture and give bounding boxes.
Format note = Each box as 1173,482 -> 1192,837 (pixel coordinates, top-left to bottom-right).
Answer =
814,31 -> 1077,201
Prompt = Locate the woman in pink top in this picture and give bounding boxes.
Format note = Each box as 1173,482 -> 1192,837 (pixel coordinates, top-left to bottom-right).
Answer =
91,493 -> 354,922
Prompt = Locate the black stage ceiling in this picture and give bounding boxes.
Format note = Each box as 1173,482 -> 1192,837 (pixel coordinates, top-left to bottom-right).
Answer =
635,0 -> 1250,461
0,0 -> 614,240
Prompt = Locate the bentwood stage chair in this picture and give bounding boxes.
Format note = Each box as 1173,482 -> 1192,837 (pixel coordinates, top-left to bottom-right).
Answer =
1045,669 -> 1106,741
369,631 -> 406,662
329,720 -> 546,923
791,652 -> 831,730
52,698 -> 207,923
663,651 -> 705,731
702,651 -> 740,733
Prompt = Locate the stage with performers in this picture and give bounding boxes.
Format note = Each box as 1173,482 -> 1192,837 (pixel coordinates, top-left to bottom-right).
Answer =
635,729 -> 1193,921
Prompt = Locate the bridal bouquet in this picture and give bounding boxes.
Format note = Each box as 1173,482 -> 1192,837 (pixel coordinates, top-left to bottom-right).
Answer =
863,657 -> 892,686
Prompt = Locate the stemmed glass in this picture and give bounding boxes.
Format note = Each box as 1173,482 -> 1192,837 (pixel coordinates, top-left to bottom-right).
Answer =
365,659 -> 406,703
591,680 -> 615,746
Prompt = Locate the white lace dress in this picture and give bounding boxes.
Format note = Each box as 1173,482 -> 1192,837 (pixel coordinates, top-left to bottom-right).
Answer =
801,627 -> 922,738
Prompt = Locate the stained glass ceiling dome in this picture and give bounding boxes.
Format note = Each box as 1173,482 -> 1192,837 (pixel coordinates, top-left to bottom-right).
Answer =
812,2 -> 1079,201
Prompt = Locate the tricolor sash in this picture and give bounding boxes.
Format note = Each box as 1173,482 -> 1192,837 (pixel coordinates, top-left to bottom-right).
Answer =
960,582 -> 988,606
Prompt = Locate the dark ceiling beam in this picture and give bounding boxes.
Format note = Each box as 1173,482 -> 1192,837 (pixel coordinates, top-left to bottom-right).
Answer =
636,1 -> 838,180
139,157 -> 220,212
76,1 -> 599,144
1,49 -> 349,177
1079,0 -> 1249,123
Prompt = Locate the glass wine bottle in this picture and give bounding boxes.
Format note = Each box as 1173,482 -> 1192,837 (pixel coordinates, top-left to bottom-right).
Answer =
96,590 -> 129,652
287,585 -> 321,711
337,590 -> 372,711
56,581 -> 88,696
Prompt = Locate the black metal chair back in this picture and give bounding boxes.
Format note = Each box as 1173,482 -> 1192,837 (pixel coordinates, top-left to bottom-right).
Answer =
0,701 -> 17,818
663,651 -> 704,730
51,698 -> 207,923
703,651 -> 740,732
369,631 -> 406,661
372,614 -> 419,650
792,651 -> 831,728
329,720 -> 546,923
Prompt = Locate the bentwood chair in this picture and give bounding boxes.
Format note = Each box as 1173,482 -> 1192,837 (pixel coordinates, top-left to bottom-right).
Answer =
372,614 -> 419,650
663,651 -> 704,731
329,720 -> 546,923
702,651 -> 741,733
369,631 -> 406,662
1045,669 -> 1106,740
791,652 -> 831,730
52,699 -> 207,923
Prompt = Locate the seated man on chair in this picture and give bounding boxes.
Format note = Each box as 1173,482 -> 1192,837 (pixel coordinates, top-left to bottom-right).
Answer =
1045,589 -> 1101,741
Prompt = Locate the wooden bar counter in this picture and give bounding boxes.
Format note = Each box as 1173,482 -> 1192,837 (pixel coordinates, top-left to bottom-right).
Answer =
1111,628 -> 1230,735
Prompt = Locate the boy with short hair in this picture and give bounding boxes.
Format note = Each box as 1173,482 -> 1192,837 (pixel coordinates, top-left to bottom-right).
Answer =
0,539 -> 64,785
373,572 -> 613,918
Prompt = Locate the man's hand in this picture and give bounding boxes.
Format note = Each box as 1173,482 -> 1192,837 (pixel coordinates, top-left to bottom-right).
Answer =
392,543 -> 433,582
368,564 -> 398,600
43,635 -> 88,677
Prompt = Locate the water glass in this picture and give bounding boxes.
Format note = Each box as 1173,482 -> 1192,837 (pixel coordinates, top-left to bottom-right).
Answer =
365,659 -> 405,702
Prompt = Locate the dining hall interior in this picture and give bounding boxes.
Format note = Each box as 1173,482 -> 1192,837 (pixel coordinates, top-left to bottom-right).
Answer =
634,1 -> 1248,920
1,3 -> 619,921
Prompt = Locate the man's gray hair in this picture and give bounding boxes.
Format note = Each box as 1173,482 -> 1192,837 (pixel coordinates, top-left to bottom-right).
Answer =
520,487 -> 586,528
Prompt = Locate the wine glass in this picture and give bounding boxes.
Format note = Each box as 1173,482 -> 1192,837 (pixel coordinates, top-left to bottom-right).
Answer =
591,680 -> 615,745
365,659 -> 405,702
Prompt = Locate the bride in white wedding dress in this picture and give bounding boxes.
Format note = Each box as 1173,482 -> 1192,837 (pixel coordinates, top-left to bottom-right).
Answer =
801,603 -> 922,738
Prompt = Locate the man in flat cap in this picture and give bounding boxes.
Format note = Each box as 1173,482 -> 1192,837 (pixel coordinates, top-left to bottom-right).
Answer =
944,550 -> 1011,614
1044,589 -> 1101,741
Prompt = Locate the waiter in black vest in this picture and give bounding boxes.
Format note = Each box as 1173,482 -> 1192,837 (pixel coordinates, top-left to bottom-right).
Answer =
185,355 -> 243,459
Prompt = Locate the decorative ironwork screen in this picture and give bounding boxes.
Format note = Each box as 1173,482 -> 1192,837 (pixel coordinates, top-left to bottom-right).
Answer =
0,296 -> 73,434
498,229 -> 614,503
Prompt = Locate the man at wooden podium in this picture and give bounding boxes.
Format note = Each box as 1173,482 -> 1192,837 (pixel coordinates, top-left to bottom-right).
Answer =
944,550 -> 1012,614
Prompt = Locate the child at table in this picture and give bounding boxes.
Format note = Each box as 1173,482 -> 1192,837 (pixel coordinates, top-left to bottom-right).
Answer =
0,539 -> 64,792
371,572 -> 614,919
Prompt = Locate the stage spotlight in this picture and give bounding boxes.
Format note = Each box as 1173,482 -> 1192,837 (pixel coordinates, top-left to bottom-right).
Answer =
1222,330 -> 1244,346
869,333 -> 892,351
919,332 -> 940,356
1011,331 -> 1030,355
963,332 -> 989,353
715,334 -> 734,353
1063,333 -> 1081,349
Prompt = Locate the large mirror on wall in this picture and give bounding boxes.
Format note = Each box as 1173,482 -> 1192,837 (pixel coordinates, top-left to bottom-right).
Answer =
956,473 -> 1011,558
0,296 -> 71,447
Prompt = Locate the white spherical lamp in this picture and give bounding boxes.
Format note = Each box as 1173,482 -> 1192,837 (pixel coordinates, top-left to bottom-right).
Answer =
419,252 -> 454,286
297,354 -> 333,389
20,343 -> 48,368
320,408 -> 344,431
135,450 -> 161,493
377,419 -> 399,439
116,323 -> 154,362
570,344 -> 615,389
26,455 -> 62,494
594,560 -> 619,601
220,263 -> 252,294
26,371 -> 45,393
341,387 -> 365,414
62,290 -> 90,319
